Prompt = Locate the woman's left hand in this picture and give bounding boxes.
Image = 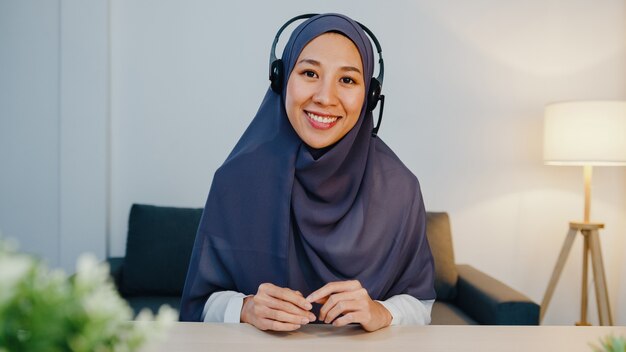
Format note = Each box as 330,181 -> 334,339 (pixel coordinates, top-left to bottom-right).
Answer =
306,280 -> 392,332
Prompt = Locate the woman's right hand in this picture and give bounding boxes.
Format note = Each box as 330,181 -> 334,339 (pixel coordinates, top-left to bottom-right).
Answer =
240,283 -> 316,331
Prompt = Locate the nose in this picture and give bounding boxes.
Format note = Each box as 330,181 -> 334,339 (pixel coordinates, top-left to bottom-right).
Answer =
312,77 -> 338,106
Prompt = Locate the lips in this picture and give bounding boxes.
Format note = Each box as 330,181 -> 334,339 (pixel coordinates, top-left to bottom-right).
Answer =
305,111 -> 340,130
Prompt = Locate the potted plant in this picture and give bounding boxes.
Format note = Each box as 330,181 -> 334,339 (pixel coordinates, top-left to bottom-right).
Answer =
0,239 -> 175,351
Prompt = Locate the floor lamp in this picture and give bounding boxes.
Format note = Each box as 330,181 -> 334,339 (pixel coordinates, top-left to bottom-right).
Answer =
540,101 -> 626,326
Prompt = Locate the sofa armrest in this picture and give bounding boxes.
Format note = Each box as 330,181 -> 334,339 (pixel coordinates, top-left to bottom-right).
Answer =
454,264 -> 539,325
107,257 -> 125,293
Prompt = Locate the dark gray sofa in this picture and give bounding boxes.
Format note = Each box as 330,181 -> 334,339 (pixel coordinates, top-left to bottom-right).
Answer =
426,213 -> 539,324
109,204 -> 539,325
109,204 -> 202,314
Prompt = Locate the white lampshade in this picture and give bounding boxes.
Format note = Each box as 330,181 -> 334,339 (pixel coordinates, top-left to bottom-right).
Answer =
543,101 -> 626,166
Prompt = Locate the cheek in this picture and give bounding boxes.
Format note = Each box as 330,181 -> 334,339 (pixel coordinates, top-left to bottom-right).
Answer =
344,91 -> 366,117
284,85 -> 297,119
285,79 -> 304,113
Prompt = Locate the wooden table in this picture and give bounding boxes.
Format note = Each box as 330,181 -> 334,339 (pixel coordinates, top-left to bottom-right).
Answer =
142,322 -> 626,352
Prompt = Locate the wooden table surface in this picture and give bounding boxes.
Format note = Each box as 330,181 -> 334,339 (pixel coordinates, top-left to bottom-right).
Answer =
141,322 -> 626,352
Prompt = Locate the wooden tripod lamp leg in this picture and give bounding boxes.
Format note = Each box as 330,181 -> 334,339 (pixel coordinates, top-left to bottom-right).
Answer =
541,228 -> 578,323
577,233 -> 590,326
588,229 -> 613,325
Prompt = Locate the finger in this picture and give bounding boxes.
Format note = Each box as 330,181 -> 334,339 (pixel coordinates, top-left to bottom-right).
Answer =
332,312 -> 363,327
256,305 -> 311,325
306,280 -> 362,303
323,299 -> 365,324
318,290 -> 363,322
258,318 -> 301,332
293,290 -> 314,319
315,296 -> 328,305
263,284 -> 313,311
256,294 -> 315,321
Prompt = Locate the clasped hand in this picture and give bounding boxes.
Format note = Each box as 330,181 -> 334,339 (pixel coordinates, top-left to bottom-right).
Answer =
240,281 -> 392,332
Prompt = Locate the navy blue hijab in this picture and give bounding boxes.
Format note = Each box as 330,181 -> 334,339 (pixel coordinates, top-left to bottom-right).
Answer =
180,13 -> 435,322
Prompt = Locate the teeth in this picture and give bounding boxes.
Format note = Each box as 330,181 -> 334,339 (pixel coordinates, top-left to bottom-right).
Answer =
306,112 -> 338,124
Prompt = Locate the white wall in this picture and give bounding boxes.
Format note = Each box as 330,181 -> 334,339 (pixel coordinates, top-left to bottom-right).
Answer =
2,0 -> 625,325
0,0 -> 108,270
1,0 -> 61,265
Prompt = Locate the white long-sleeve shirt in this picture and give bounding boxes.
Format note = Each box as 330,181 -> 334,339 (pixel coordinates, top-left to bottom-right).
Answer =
202,290 -> 434,325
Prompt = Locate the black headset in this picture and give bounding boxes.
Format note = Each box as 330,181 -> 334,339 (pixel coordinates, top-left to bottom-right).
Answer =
269,14 -> 386,136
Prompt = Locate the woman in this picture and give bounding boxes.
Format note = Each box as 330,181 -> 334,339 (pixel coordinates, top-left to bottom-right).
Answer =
180,13 -> 436,332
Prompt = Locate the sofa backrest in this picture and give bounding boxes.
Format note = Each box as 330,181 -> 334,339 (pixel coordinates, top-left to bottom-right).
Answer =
121,204 -> 202,296
425,212 -> 459,301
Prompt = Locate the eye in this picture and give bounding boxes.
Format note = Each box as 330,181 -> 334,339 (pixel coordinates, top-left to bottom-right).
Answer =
340,77 -> 356,84
302,70 -> 318,78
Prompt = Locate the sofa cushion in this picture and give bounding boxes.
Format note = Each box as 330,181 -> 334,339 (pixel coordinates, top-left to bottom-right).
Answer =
430,301 -> 477,325
425,212 -> 458,301
121,204 -> 202,296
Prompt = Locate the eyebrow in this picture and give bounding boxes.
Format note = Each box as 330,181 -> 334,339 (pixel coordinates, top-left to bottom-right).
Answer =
296,58 -> 362,75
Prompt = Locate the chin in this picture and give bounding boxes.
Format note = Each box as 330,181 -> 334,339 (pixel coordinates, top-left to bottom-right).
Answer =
298,132 -> 331,149
305,141 -> 330,149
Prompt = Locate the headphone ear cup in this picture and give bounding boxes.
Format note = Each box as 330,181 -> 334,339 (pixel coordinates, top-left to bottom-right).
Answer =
270,59 -> 284,93
367,78 -> 381,112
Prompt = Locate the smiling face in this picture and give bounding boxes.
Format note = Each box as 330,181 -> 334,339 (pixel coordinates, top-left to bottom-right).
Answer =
285,32 -> 366,149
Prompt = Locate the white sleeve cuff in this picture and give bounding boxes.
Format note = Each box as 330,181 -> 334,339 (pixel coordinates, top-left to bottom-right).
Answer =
223,293 -> 247,323
202,291 -> 247,323
378,295 -> 434,326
